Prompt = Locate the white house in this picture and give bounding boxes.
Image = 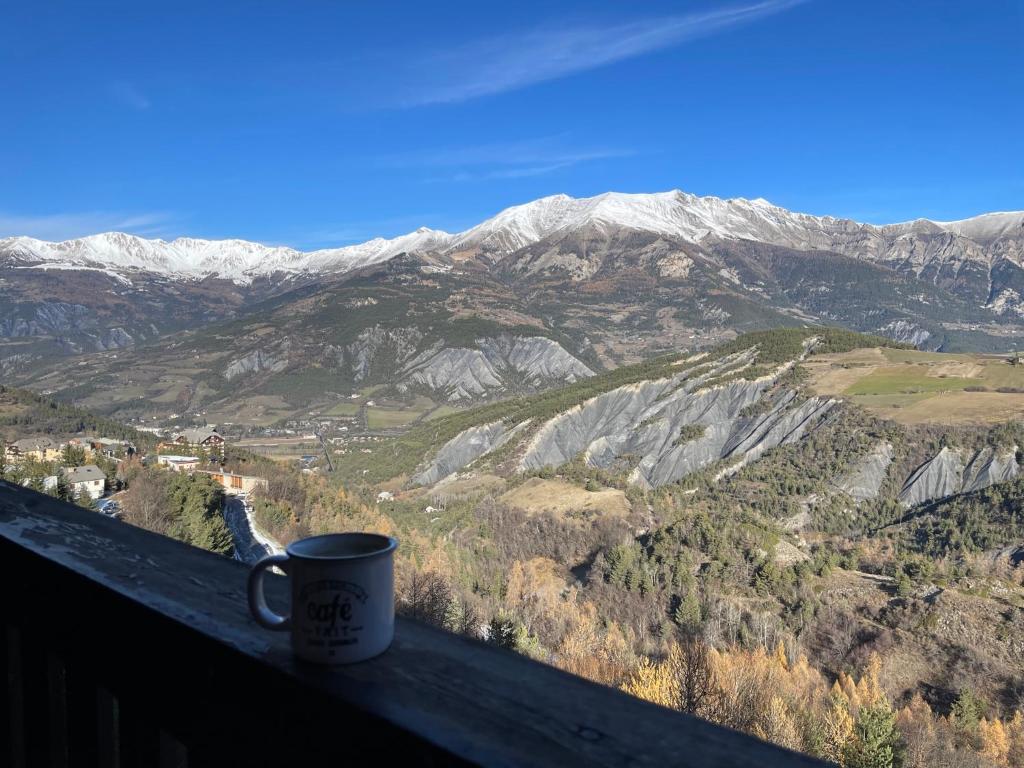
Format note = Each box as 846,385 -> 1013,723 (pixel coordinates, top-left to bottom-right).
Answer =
158,455 -> 202,472
64,464 -> 106,500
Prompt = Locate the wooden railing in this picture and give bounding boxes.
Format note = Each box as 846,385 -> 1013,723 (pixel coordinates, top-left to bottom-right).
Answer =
0,481 -> 829,767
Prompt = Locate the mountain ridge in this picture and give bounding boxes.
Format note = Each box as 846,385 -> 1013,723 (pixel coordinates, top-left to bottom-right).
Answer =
3,189 -> 1021,283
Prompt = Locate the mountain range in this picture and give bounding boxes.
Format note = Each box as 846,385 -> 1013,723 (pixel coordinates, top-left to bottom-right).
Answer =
4,190 -> 1023,284
2,189 -> 1022,420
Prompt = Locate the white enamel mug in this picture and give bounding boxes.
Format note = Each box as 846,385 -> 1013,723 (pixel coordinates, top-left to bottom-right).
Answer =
247,533 -> 398,664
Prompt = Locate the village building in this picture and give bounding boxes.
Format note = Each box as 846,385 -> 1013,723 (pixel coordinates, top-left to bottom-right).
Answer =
64,464 -> 106,500
164,427 -> 226,459
5,436 -> 64,464
157,455 -> 202,473
195,470 -> 268,495
71,436 -> 136,460
68,436 -> 136,459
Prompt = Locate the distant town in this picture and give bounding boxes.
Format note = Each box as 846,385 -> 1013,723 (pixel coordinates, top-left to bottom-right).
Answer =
0,425 -> 267,515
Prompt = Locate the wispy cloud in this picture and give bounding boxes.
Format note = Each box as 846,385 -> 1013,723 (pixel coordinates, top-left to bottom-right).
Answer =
0,211 -> 177,241
108,81 -> 151,110
380,136 -> 637,181
399,0 -> 805,106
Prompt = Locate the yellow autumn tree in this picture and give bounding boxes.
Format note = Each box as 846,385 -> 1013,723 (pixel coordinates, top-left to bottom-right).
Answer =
979,717 -> 1011,767
821,690 -> 855,765
621,656 -> 680,710
1007,711 -> 1024,768
503,560 -> 526,609
773,641 -> 789,671
754,695 -> 802,751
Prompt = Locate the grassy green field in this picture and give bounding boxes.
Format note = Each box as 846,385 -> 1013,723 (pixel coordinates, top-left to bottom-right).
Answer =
844,370 -> 983,395
807,347 -> 1024,425
366,408 -> 426,429
326,402 -> 361,416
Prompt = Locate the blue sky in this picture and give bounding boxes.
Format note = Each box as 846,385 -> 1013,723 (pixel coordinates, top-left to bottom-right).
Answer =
1,0 -> 1021,248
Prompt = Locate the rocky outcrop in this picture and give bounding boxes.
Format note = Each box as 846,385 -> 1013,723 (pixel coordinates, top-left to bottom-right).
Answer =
877,320 -> 931,348
523,377 -> 677,470
833,442 -> 894,502
225,349 -> 288,380
399,336 -> 593,401
517,350 -> 835,489
899,445 -> 1021,507
630,390 -> 836,488
0,302 -> 92,337
899,447 -> 964,507
478,336 -> 592,384
411,420 -> 528,486
345,326 -> 424,382
962,447 -> 1020,492
93,327 -> 134,350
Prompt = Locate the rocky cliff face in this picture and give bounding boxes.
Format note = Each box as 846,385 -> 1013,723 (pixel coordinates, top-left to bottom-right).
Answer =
412,420 -> 529,486
225,349 -> 288,380
899,446 -> 1021,507
833,442 -> 895,502
399,336 -> 593,401
409,348 -> 839,491
962,447 -> 1020,493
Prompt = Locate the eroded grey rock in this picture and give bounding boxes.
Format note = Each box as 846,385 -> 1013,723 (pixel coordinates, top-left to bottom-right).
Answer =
225,349 -> 288,380
899,445 -> 1020,507
411,420 -> 528,486
0,302 -> 92,337
518,350 -> 834,489
399,336 -> 593,402
94,327 -> 134,350
899,447 -> 964,507
961,446 -> 1020,492
346,326 -> 424,382
833,442 -> 894,501
878,320 -> 931,348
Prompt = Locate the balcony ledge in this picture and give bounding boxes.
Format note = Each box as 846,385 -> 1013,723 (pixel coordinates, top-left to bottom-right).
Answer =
0,480 -> 829,767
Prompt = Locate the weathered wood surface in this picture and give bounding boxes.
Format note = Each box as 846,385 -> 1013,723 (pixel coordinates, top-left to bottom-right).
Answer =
0,481 -> 830,767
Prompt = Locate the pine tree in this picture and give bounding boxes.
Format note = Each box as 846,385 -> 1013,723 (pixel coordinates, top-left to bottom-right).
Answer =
844,702 -> 901,768
487,617 -> 519,650
673,589 -> 701,633
952,688 -> 985,735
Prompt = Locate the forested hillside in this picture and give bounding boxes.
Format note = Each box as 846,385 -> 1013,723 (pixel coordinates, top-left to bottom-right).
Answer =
239,327 -> 1024,767
5,327 -> 1023,766
0,384 -> 155,447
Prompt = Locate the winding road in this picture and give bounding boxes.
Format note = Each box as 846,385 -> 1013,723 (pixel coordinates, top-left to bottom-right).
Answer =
223,496 -> 281,564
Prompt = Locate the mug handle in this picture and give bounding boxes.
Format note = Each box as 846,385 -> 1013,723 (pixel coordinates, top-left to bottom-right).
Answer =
247,553 -> 291,630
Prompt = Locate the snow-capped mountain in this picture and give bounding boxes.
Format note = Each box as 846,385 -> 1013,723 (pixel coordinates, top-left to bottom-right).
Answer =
3,190 -> 1021,284
0,228 -> 454,284
3,188 -> 1023,377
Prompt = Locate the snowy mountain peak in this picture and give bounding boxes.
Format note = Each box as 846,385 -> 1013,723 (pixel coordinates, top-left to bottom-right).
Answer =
2,190 -> 1021,284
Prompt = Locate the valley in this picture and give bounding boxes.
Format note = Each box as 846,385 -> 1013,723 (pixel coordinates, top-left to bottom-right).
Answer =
3,190 -> 1023,436
3,193 -> 1023,767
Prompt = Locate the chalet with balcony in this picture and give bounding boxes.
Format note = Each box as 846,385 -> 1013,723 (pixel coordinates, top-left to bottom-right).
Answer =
196,469 -> 268,495
164,426 -> 225,459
